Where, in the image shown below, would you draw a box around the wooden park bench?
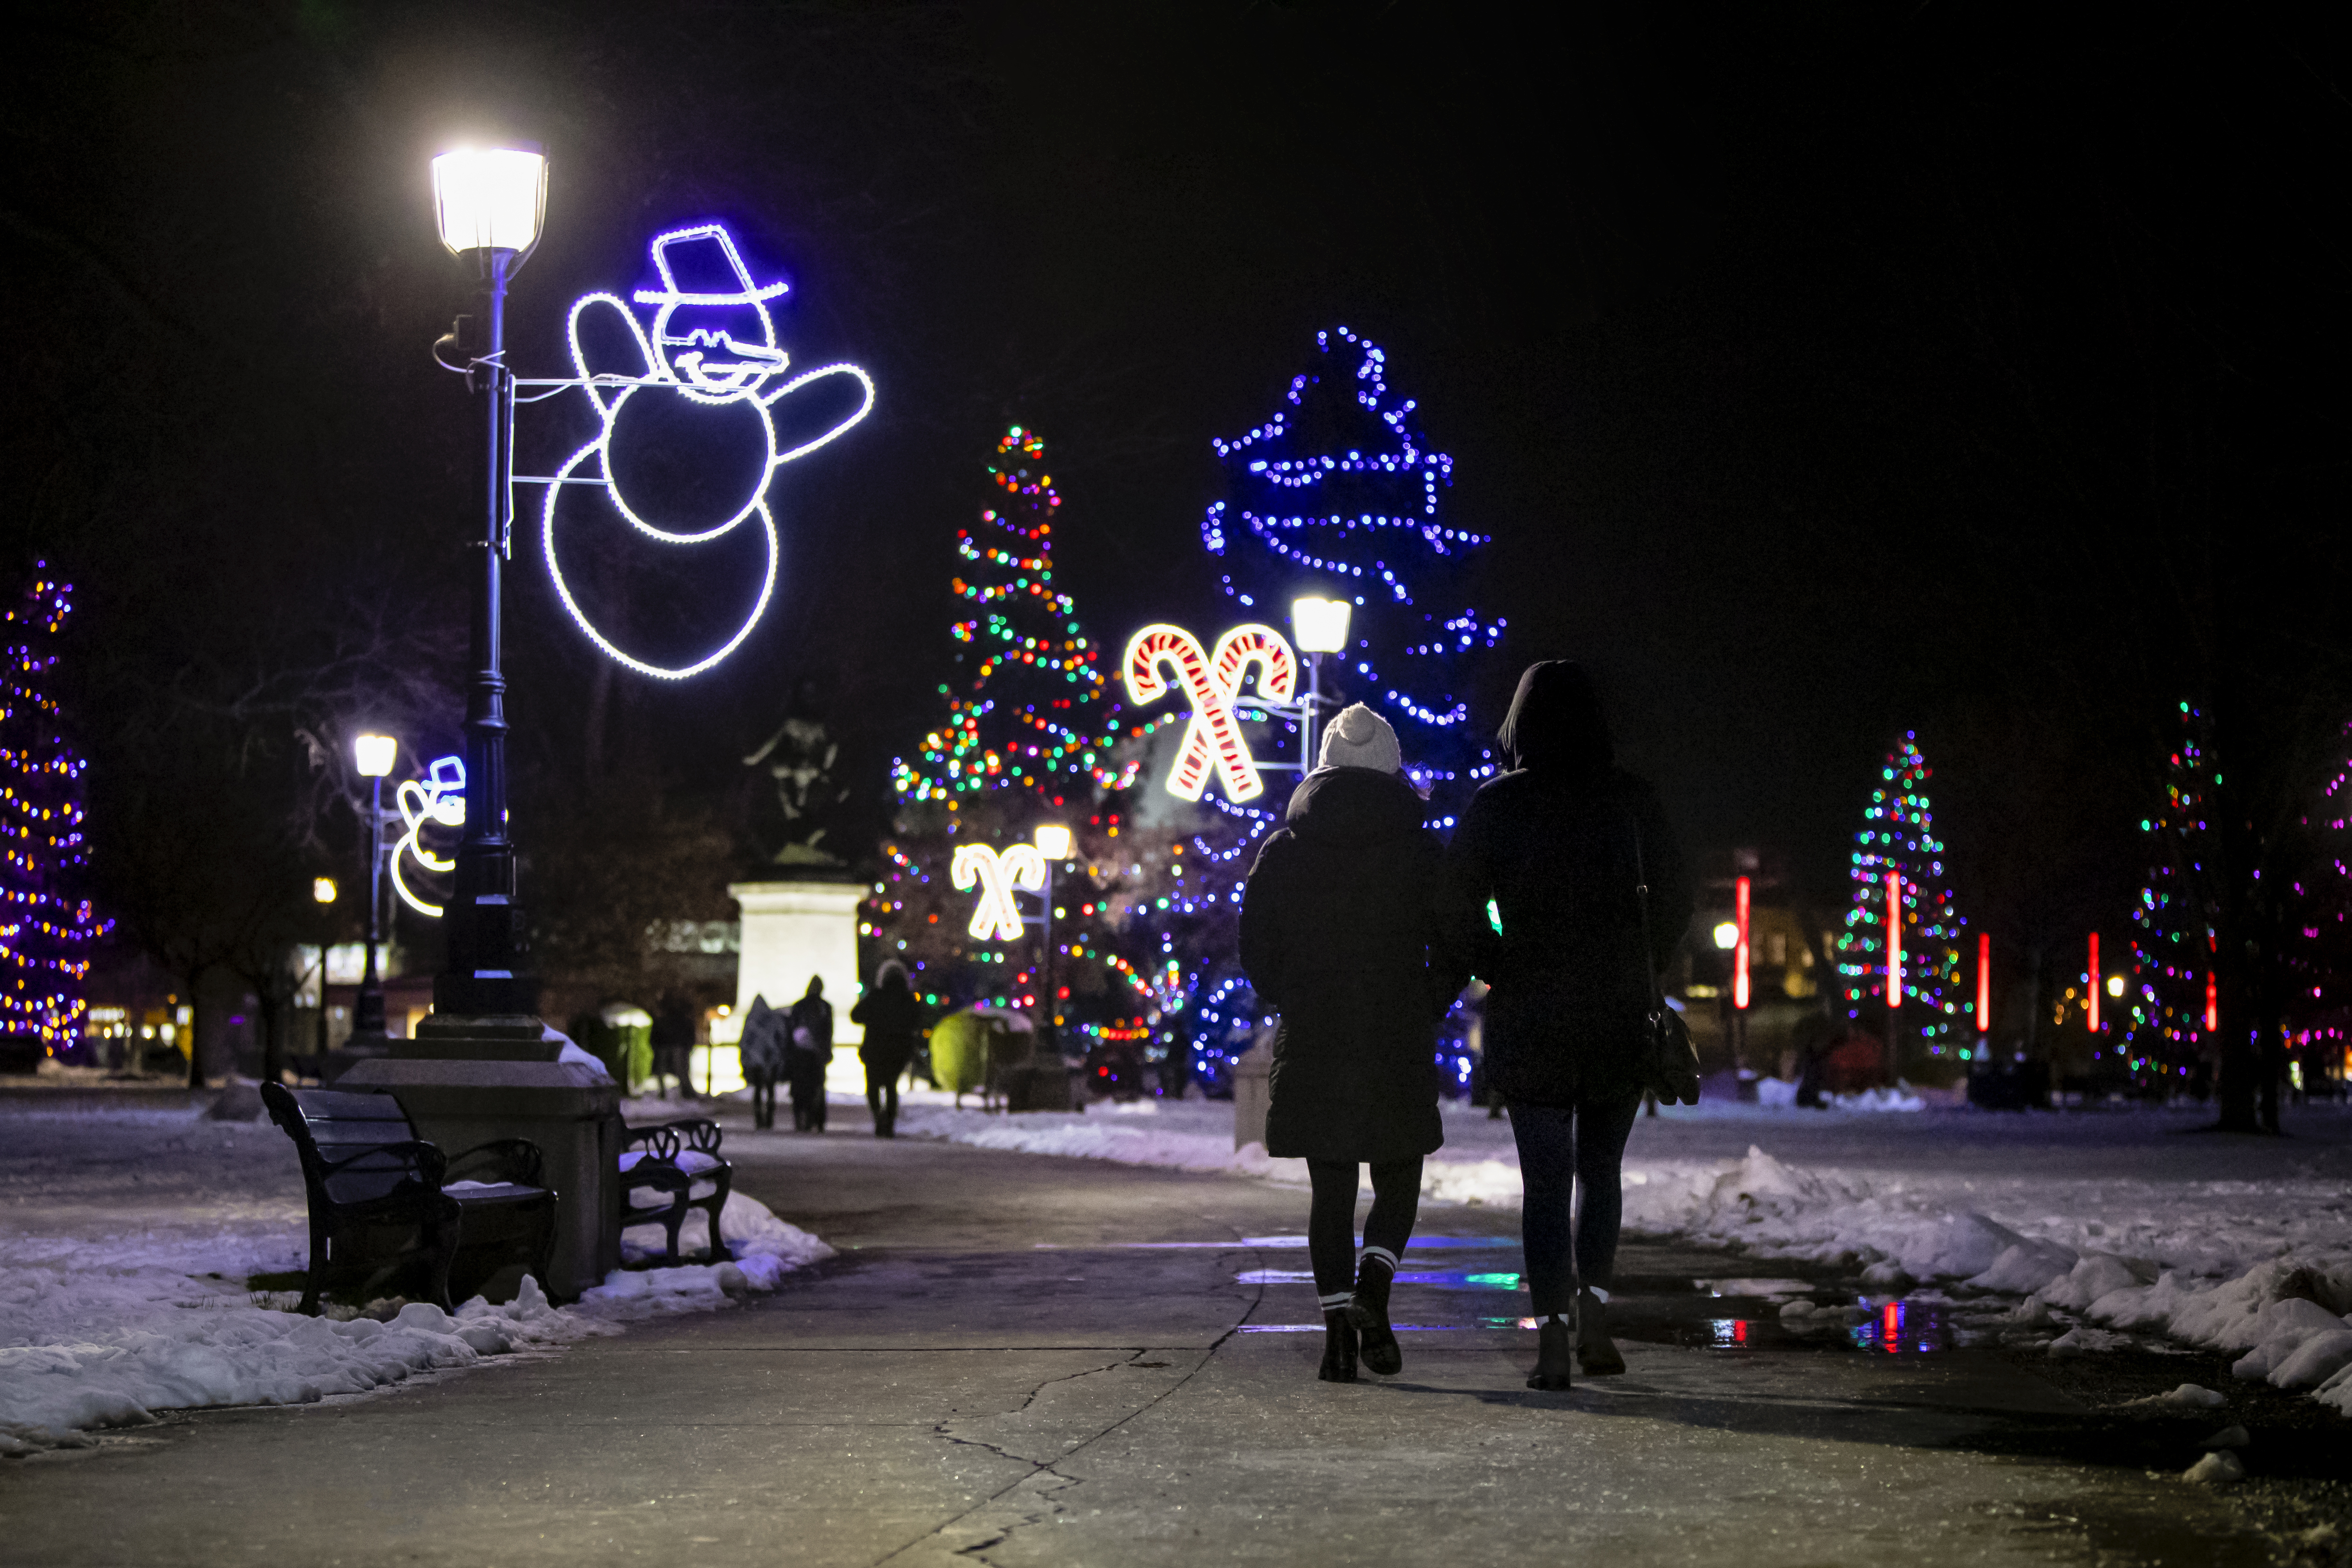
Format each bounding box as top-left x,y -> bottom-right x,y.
616,1115 -> 733,1265
262,1083 -> 558,1314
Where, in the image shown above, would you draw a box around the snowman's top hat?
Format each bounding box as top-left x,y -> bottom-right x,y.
632,224 -> 789,308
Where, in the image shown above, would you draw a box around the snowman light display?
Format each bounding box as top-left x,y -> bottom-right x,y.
536,223 -> 875,679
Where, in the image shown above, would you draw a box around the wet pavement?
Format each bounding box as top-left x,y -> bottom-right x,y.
0,1108 -> 2291,1566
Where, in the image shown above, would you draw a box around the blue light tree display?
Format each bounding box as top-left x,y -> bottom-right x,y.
1835,733 -> 1969,1063
1160,327 -> 1506,1092
0,563 -> 107,1072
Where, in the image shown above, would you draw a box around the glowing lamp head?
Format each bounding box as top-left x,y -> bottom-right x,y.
1033,823 -> 1074,862
312,877 -> 338,905
431,146 -> 548,260
353,733 -> 398,778
1712,921 -> 1740,950
1291,595 -> 1353,653
2104,974 -> 2125,998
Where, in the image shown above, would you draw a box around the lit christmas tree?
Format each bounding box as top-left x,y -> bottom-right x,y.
1834,733 -> 1968,1064
873,427 -> 1158,1059
2279,717 -> 2352,1082
0,562 -> 106,1070
2124,702 -> 2224,1086
1145,327 -> 1505,1089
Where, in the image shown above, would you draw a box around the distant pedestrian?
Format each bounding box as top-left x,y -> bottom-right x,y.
786,976 -> 834,1132
851,961 -> 921,1137
1240,703 -> 1467,1384
738,995 -> 787,1130
1444,661 -> 1691,1390
650,993 -> 698,1100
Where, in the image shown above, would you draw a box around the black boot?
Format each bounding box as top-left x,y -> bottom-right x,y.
1347,1253 -> 1403,1376
1577,1287 -> 1626,1376
1526,1309 -> 1575,1391
1318,1309 -> 1359,1383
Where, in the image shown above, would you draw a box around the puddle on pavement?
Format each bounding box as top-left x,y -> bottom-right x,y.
1231,1243 -> 1989,1353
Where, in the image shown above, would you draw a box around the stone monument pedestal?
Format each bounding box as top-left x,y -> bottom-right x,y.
338,1014 -> 620,1301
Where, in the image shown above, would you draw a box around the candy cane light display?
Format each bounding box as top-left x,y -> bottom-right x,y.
1121,624 -> 1298,802
952,842 -> 1046,943
527,223 -> 875,679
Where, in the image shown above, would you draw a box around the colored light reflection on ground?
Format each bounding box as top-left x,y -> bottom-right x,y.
1236,1268 -> 1524,1289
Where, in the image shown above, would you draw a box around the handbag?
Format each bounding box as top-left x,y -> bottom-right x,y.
1630,813 -> 1702,1106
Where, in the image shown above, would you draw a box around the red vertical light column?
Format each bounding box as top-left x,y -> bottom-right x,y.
1884,870 -> 1903,1006
1975,932 -> 1990,1034
2088,931 -> 2101,1033
1734,875 -> 1751,1010
2205,971 -> 2219,1032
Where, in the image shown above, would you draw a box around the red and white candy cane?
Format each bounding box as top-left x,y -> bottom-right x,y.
1122,624 -> 1298,801
952,842 -> 1046,942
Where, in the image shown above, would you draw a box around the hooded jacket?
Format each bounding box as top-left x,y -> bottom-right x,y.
1239,765 -> 1468,1162
1444,662 -> 1691,1105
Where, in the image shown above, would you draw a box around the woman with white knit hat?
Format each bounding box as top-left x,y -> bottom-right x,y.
1239,702 -> 1469,1382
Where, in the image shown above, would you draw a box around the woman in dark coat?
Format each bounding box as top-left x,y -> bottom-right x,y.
785,976 -> 834,1133
1240,703 -> 1466,1383
850,960 -> 921,1138
1445,662 -> 1690,1389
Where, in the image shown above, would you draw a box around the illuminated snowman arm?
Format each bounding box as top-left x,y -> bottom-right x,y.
761,363 -> 878,465
565,292 -> 659,419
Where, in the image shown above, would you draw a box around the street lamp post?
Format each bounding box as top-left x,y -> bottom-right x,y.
430,147 -> 547,1019
1290,595 -> 1353,770
352,733 -> 398,1044
1031,822 -> 1075,1052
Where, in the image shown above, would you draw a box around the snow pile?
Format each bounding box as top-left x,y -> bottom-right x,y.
895,1100 -> 1297,1179
0,1107 -> 830,1452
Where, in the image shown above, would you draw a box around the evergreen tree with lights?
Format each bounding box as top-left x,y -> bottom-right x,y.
2124,702 -> 2226,1089
1138,327 -> 1505,1091
0,562 -> 106,1072
873,427 -> 1160,1071
1834,733 -> 1968,1068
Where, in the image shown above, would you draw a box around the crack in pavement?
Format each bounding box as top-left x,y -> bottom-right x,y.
868,1236 -> 1272,1567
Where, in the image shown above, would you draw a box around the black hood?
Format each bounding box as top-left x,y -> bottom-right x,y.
1284,766 -> 1426,845
1497,661 -> 1613,777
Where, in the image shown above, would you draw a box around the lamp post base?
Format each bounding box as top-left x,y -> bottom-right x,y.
340,1012 -> 619,1299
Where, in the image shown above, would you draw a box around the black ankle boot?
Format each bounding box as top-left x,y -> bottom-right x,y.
1318,1309 -> 1359,1383
1577,1287 -> 1626,1375
1526,1310 -> 1575,1391
1348,1255 -> 1402,1376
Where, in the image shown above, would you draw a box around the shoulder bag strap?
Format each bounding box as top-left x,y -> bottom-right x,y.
1627,806 -> 1665,1014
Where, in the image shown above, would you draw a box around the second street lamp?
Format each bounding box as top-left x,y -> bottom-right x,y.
351,732 -> 397,1045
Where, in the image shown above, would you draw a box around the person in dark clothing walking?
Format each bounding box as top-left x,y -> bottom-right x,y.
1444,662 -> 1691,1391
1240,703 -> 1467,1384
850,960 -> 921,1137
738,995 -> 787,1130
650,992 -> 698,1100
786,976 -> 834,1132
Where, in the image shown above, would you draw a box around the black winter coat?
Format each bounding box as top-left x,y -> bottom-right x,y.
1444,766 -> 1690,1106
851,983 -> 921,1074
1239,766 -> 1467,1163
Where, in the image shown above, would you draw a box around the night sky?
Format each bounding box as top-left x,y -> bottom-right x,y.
7,4 -> 2348,958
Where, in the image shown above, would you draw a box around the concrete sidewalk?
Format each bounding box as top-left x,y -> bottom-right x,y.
0,1108 -> 2269,1566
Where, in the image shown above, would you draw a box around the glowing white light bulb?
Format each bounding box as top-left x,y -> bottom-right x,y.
431,147 -> 547,256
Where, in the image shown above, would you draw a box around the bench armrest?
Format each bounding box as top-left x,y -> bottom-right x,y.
618,1123 -> 683,1160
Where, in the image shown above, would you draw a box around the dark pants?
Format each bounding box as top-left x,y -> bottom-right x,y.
788,1056 -> 827,1130
865,1064 -> 900,1133
1509,1095 -> 1642,1315
749,1073 -> 777,1130
1304,1157 -> 1423,1297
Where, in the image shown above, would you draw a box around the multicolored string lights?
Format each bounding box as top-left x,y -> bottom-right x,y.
1837,733 -> 1968,1054
0,564 -> 108,1062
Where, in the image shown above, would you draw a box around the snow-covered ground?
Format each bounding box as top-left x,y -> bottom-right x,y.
893,1091 -> 2352,1416
0,1103 -> 830,1456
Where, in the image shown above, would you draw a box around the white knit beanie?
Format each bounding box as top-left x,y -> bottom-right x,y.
1319,703 -> 1403,773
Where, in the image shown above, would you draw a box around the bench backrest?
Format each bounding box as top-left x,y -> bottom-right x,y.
263,1084 -> 434,1207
